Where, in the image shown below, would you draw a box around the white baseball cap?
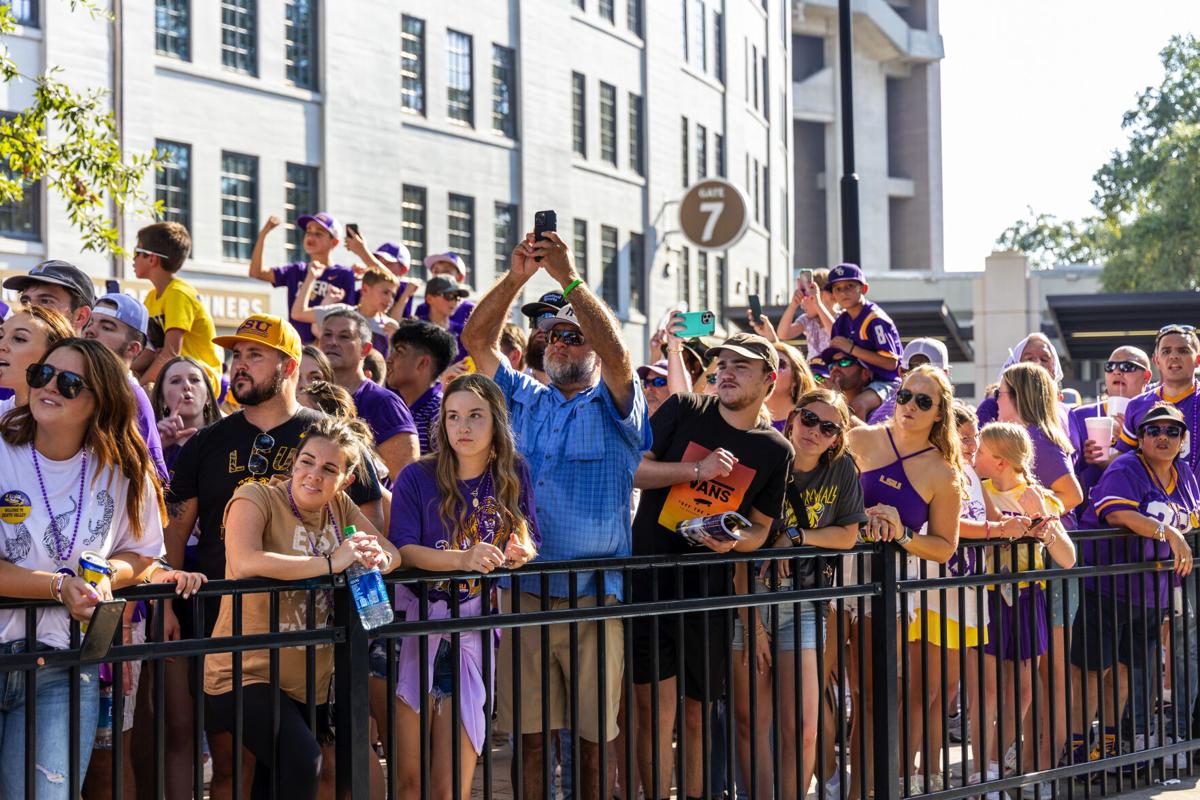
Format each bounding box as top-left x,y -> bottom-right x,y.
902,338 -> 949,370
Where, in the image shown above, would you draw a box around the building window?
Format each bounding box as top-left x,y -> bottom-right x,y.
681,0 -> 688,60
401,15 -> 426,115
284,163 -> 318,263
492,44 -> 516,138
446,30 -> 474,126
447,193 -> 475,279
693,0 -> 706,71
7,0 -> 36,26
599,0 -> 614,23
600,225 -> 619,309
680,116 -> 689,187
494,202 -> 518,276
715,255 -> 726,311
751,45 -> 760,109
574,0 -> 584,8
762,55 -> 769,120
571,72 -> 587,157
698,251 -> 709,311
154,139 -> 190,233
714,11 -> 724,83
401,185 -> 427,267
220,151 -> 257,261
763,164 -> 770,232
629,232 -> 645,314
753,158 -> 761,222
628,92 -> 644,176
714,132 -> 725,177
599,82 -> 617,166
0,165 -> 38,241
679,247 -> 691,307
627,0 -> 642,36
155,0 -> 189,59
573,219 -> 588,282
220,0 -> 257,75
284,0 -> 317,90
696,123 -> 707,179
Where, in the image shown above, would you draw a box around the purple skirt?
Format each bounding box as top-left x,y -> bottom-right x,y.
984,584 -> 1049,661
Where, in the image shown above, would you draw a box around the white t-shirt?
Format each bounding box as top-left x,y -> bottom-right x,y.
0,439 -> 164,649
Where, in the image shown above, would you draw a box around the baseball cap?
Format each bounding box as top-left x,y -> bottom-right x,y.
537,304 -> 582,332
827,263 -> 866,286
818,346 -> 868,369
92,292 -> 149,336
1138,404 -> 1188,433
212,314 -> 303,362
373,242 -> 411,271
423,252 -> 468,280
637,360 -> 669,379
808,355 -> 831,381
425,275 -> 470,299
4,260 -> 96,306
521,291 -> 567,319
902,338 -> 950,370
296,212 -> 342,241
706,332 -> 779,371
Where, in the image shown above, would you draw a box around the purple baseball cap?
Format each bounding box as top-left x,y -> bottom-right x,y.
373,242 -> 411,272
827,262 -> 866,286
93,292 -> 149,336
295,212 -> 342,240
423,252 -> 467,281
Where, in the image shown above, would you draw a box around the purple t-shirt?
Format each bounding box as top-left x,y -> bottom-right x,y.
352,379 -> 417,446
868,395 -> 896,426
129,376 -> 168,482
829,300 -> 902,383
271,263 -> 359,344
1080,451 -> 1200,606
415,300 -> 474,360
1068,401 -> 1109,516
1117,382 -> 1200,473
388,458 -> 542,600
407,384 -> 442,455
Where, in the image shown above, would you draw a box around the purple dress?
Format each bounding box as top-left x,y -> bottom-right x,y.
859,429 -> 934,532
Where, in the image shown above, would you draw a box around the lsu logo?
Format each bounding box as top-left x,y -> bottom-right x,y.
879,475 -> 902,491
236,318 -> 275,339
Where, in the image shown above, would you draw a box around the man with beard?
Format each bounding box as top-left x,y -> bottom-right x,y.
385,320 -> 458,454
519,290 -> 566,384
818,345 -> 874,419
629,332 -> 793,799
463,231 -> 650,800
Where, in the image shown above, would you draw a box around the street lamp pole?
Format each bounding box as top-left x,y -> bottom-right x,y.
838,0 -> 861,266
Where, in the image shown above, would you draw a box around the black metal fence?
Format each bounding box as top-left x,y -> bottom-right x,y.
1,529 -> 1197,799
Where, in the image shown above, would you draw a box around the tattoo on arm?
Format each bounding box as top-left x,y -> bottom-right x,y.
168,501 -> 187,520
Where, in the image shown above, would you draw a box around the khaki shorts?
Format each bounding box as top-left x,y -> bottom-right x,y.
495,591 -> 624,743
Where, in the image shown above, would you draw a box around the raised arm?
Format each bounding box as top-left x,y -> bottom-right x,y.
462,236 -> 540,379
248,216 -> 282,283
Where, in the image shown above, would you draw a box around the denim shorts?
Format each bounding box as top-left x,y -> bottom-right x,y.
431,639 -> 456,701
867,378 -> 901,403
1047,575 -> 1080,628
730,578 -> 823,652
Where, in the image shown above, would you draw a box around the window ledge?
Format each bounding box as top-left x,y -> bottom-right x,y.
6,23 -> 42,41
681,64 -> 725,94
155,58 -> 322,103
570,12 -> 645,48
571,160 -> 646,188
744,107 -> 769,128
0,236 -> 44,256
402,116 -> 518,151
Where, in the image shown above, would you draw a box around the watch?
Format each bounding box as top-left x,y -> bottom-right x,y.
896,526 -> 914,546
1156,522 -> 1167,542
785,526 -> 805,547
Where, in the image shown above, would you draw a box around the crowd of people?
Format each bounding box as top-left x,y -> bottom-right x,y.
0,209 -> 1195,800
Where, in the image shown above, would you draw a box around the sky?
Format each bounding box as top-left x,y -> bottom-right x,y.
939,1 -> 1198,271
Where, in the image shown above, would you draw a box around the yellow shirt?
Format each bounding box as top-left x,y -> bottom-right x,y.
143,278 -> 221,374
982,478 -> 1065,592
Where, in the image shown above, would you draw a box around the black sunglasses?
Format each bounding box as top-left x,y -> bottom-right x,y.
1105,360 -> 1148,374
1141,424 -> 1184,439
439,291 -> 465,301
705,373 -> 718,385
642,376 -> 668,388
795,407 -> 843,438
26,363 -> 90,399
247,432 -> 276,477
549,329 -> 585,347
830,356 -> 858,369
896,388 -> 935,412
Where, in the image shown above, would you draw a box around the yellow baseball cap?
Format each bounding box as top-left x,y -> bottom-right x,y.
213,314 -> 303,362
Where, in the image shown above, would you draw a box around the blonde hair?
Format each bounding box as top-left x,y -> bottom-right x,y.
362,267 -> 400,288
899,365 -> 964,494
789,388 -> 853,463
1002,362 -> 1073,455
772,341 -> 816,407
979,422 -> 1038,488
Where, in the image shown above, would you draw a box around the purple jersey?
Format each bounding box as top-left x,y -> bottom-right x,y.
868,395 -> 896,426
1117,382 -> 1200,473
407,383 -> 443,455
352,379 -> 418,446
1080,451 -> 1200,607
830,301 -> 901,383
415,300 -> 474,361
272,263 -> 359,344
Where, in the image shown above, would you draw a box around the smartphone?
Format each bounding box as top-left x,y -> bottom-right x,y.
80,598 -> 127,663
344,223 -> 360,239
797,269 -> 814,295
533,210 -> 557,262
674,310 -> 716,338
748,294 -> 763,322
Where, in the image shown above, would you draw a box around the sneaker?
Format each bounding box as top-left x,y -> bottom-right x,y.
1020,780 -> 1053,799
900,775 -> 923,795
948,710 -> 967,743
926,773 -> 944,792
1003,744 -> 1018,773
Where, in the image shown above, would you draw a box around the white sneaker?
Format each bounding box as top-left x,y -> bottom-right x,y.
1003,744 -> 1018,773
981,764 -> 1002,800
825,771 -> 843,798
1020,780 -> 1052,799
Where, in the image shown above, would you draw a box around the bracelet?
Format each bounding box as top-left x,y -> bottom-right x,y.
667,345 -> 683,354
51,573 -> 66,603
562,278 -> 584,298
848,343 -> 856,355
896,525 -> 914,546
48,573 -> 57,600
694,462 -> 701,481
324,554 -> 334,576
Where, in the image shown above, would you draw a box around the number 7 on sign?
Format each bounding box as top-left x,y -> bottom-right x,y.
699,201 -> 724,243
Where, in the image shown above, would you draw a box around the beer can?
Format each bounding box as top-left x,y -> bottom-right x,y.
676,512 -> 751,546
79,551 -> 112,633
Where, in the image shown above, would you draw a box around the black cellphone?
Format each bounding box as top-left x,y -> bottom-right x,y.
748,293 -> 763,322
533,210 -> 557,262
344,223 -> 360,239
80,598 -> 127,663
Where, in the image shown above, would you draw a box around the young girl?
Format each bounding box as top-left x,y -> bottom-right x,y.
389,373 -> 539,800
975,422 -> 1076,790
0,338 -> 166,798
206,415 -> 400,800
151,355 -> 223,465
0,304 -> 75,411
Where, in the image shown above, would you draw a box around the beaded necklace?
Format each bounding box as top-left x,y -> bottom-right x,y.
30,445 -> 88,569
286,481 -> 340,555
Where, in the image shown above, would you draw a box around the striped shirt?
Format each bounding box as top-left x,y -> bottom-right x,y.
408,384 -> 443,455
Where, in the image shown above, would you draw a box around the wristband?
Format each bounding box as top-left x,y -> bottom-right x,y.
562,278 -> 584,298
896,525 -> 914,546
52,573 -> 66,603
694,462 -> 701,480
324,554 -> 334,576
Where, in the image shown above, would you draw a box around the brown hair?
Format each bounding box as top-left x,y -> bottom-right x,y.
301,345 -> 334,382
1,338 -> 163,539
1001,362 -> 1073,454
811,268 -> 830,291
299,380 -> 356,418
364,349 -> 386,384
297,413 -> 375,487
789,387 -> 853,464
500,323 -> 527,370
137,221 -> 191,272
11,304 -> 75,348
362,267 -> 399,288
150,356 -> 222,425
900,365 -> 964,493
772,341 -> 816,407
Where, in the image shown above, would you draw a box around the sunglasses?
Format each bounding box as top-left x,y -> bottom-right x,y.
895,388 -> 935,412
1141,424 -> 1184,439
528,311 -> 557,326
830,356 -> 858,369
795,407 -> 843,438
642,376 -> 668,388
26,363 -> 91,399
134,246 -> 170,260
1160,324 -> 1196,334
438,292 -> 464,301
705,373 -> 719,385
248,432 -> 276,477
1105,360 -> 1148,374
549,329 -> 586,347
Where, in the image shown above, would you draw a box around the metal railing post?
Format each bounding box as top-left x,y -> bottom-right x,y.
872,543 -> 899,800
333,577 -> 370,799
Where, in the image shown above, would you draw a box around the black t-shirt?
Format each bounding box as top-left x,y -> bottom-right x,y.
166,407 -> 383,578
633,393 -> 793,557
780,452 -> 869,534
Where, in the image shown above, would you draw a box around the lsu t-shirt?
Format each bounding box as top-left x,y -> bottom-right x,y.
143,278 -> 222,375
272,263 -> 359,344
829,300 -> 902,383
1117,382 -> 1200,473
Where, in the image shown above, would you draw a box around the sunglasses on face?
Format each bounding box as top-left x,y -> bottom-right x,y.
438,292 -> 464,301
26,363 -> 91,400
705,373 -> 719,385
795,407 -> 843,438
1141,424 -> 1184,439
1105,360 -> 1147,374
549,329 -> 586,347
830,357 -> 858,369
248,432 -> 276,477
896,388 -> 935,412
642,376 -> 668,388
134,246 -> 169,260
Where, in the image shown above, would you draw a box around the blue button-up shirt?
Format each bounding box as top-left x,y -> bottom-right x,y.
493,360 -> 651,599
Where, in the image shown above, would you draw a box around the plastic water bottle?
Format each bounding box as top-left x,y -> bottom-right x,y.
342,525 -> 394,630
95,684 -> 113,749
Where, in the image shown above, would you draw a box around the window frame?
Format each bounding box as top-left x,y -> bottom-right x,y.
401,15 -> 427,116
446,29 -> 475,127
284,0 -> 318,90
220,151 -> 258,262
220,0 -> 258,76
154,139 -> 191,235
